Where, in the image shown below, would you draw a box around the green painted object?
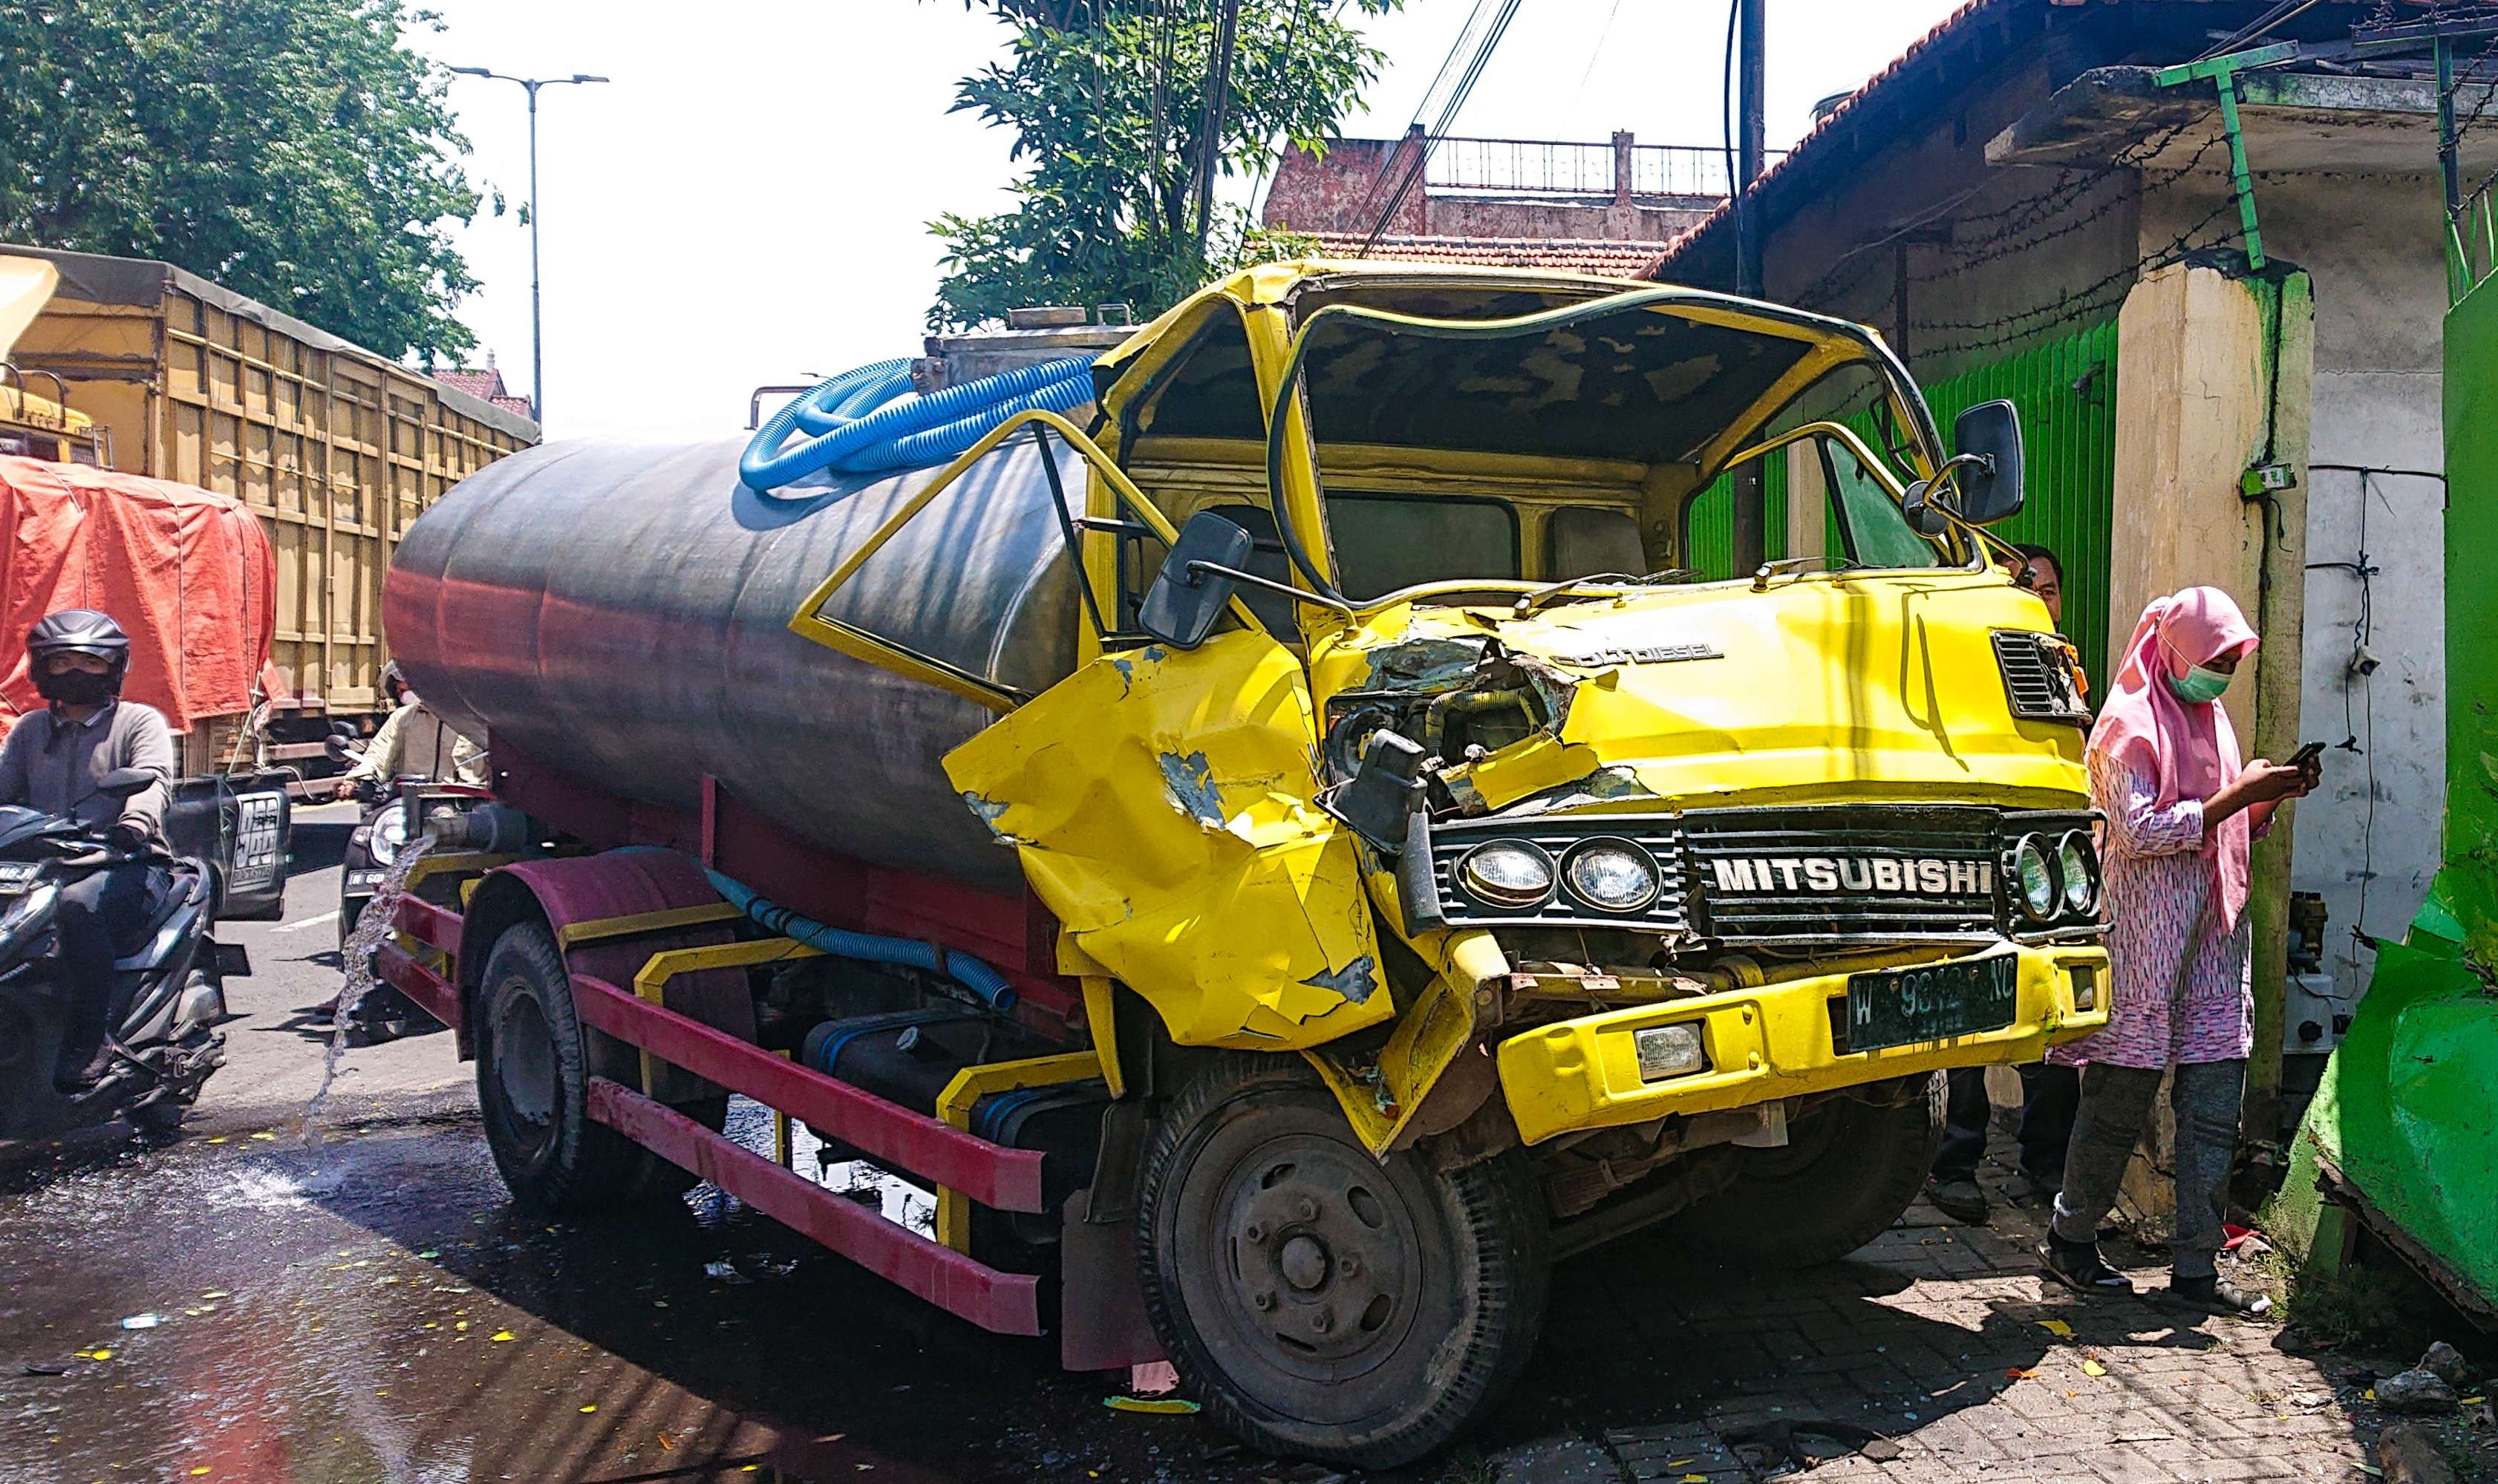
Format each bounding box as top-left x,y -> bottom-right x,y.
2279,252 -> 2498,1324
2292,936 -> 2498,1320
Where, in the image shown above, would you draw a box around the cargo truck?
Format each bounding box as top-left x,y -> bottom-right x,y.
375,263 -> 2110,1467
0,244 -> 538,784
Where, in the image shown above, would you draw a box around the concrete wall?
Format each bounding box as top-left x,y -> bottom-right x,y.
2106,261 -> 2274,751
2262,174 -> 2449,996
1420,195 -> 1712,243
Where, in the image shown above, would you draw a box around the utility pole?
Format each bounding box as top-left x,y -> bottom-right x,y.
449,68 -> 609,428
1731,0 -> 1770,574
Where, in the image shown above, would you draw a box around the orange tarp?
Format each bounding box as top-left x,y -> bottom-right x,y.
0,456 -> 275,737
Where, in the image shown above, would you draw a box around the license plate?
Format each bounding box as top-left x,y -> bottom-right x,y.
346,869 -> 387,890
1845,954 -> 2018,1053
0,861 -> 36,894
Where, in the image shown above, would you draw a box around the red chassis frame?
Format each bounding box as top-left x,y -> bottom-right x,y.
378,742 -> 1155,1368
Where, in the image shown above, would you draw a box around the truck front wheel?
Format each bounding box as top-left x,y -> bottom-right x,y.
1135,1055 -> 1549,1470
1677,1072 -> 1946,1267
475,923 -> 719,1211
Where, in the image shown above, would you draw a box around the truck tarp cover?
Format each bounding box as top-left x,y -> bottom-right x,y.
0,455 -> 275,737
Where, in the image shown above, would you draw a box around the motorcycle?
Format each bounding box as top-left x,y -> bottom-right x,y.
327,739 -> 502,1045
325,736 -> 428,1044
0,768 -> 246,1139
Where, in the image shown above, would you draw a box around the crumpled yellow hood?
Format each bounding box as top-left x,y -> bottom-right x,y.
1311,569 -> 2085,814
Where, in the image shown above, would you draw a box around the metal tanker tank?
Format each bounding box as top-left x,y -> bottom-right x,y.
382,436 -> 1083,890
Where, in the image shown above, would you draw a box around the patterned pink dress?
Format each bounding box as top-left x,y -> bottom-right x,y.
2048,751 -> 2260,1070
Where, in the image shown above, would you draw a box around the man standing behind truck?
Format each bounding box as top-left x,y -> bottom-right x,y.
1928,543 -> 2086,1223
333,678 -> 486,797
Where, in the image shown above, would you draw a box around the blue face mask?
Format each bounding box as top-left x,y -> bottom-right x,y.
2168,664 -> 2232,705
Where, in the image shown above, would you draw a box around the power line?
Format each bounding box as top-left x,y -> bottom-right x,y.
1355,0 -> 1526,253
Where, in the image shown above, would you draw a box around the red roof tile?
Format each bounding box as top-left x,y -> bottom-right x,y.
1311,232 -> 1668,278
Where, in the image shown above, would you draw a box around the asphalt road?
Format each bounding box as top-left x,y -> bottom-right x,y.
0,807 -> 1259,1484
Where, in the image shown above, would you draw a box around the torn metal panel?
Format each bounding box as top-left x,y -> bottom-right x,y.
945,628 -> 1392,1051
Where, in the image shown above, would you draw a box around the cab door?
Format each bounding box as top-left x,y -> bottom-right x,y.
789,411 -> 1389,1052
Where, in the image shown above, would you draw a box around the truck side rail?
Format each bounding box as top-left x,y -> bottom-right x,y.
382,889 -> 1064,1339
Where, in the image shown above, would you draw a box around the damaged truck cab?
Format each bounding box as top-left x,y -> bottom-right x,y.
812,264 -> 2109,1460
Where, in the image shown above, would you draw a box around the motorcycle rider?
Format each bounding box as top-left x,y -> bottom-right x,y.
333,675 -> 486,799
0,610 -> 175,1092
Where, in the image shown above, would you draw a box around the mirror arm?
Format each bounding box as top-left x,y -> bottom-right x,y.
1185,560 -> 1357,615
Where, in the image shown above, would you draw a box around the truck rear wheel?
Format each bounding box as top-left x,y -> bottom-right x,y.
1135,1054 -> 1549,1470
475,923 -> 718,1211
1677,1072 -> 1946,1268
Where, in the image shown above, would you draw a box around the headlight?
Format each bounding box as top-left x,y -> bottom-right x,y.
1561,839 -> 1660,912
1633,1022 -> 1706,1082
1456,841 -> 1554,908
2056,831 -> 2097,915
2011,834 -> 2058,921
368,808 -> 410,866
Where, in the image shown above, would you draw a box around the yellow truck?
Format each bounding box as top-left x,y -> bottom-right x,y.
382,263 -> 2108,1468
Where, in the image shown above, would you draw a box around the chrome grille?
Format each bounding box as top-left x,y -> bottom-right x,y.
1682,805 -> 2000,944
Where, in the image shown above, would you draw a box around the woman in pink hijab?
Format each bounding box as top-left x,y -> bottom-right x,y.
2038,586 -> 2317,1313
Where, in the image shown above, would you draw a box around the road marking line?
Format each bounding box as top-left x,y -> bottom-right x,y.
275,911 -> 339,934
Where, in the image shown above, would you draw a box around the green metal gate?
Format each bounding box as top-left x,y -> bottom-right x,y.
1680,318 -> 2119,684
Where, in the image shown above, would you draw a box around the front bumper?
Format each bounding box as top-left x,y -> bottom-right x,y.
1494,942 -> 2109,1145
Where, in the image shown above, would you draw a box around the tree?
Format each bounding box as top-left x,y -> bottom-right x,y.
928,0 -> 1397,331
0,0 -> 483,362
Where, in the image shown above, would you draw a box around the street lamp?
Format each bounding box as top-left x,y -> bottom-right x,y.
447,68 -> 609,426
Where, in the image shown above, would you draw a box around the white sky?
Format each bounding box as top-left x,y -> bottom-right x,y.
405,1 -> 1965,440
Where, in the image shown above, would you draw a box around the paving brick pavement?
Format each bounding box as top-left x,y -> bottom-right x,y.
1478,1139 -> 2383,1484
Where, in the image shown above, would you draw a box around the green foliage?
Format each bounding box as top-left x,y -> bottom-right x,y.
928,0 -> 1397,331
0,0 -> 482,362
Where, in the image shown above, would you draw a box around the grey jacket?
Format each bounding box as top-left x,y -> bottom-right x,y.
0,699 -> 175,840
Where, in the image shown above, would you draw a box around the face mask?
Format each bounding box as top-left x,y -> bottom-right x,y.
2168,664 -> 2231,705
38,667 -> 111,706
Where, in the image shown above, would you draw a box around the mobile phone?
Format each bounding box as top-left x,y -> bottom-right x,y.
2287,740 -> 2326,768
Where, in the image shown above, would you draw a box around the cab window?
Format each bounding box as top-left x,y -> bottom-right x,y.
1326,493 -> 1519,602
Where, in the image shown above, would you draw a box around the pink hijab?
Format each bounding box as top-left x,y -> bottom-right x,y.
2087,587 -> 2260,931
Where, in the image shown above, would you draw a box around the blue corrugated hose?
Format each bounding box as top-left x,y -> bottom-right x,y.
699,866 -> 1018,1011
739,354 -> 1097,494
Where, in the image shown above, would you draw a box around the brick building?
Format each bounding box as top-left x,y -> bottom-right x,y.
1260,125 -> 1735,277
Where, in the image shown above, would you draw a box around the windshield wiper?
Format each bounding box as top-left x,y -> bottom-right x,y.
1510,569 -> 1698,618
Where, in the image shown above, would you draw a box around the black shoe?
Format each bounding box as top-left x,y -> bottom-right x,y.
1927,1176 -> 1988,1224
2038,1232 -> 2134,1295
2164,1274 -> 2272,1318
51,1043 -> 119,1096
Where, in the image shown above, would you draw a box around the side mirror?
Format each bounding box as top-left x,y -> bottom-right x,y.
96,767 -> 157,800
324,735 -> 356,763
1138,511 -> 1253,650
1949,399 -> 2025,525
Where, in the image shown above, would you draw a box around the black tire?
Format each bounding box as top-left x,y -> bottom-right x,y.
1677,1072 -> 1946,1268
473,923 -> 717,1212
1135,1054 -> 1549,1470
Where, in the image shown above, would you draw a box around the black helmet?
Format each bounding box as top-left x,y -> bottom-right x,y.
27,609 -> 131,701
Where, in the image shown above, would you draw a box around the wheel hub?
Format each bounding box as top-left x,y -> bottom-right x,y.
1220,1143 -> 1415,1370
